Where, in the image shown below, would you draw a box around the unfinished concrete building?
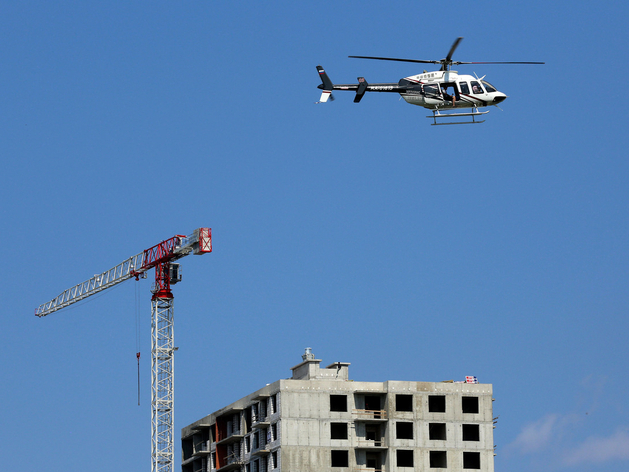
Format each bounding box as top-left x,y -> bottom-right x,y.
182,349 -> 495,472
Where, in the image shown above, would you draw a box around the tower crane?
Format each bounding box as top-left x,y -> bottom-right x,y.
35,227 -> 212,472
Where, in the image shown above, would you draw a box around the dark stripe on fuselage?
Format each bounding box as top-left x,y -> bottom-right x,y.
332,83 -> 403,92
459,94 -> 487,106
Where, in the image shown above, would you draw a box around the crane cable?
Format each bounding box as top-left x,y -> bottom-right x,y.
135,280 -> 141,406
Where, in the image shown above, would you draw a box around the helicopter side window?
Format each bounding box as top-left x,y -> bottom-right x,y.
459,82 -> 470,94
481,80 -> 497,93
470,81 -> 484,94
422,84 -> 440,97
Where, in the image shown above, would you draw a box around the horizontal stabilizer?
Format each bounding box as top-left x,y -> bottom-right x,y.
354,77 -> 368,103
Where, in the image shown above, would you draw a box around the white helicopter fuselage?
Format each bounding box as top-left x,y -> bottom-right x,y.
316,37 -> 542,124
399,70 -> 507,110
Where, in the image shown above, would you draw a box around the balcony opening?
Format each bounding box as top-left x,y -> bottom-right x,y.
363,395 -> 384,419
429,395 -> 446,413
366,452 -> 381,469
365,424 -> 382,445
396,422 -> 414,440
182,437 -> 193,461
462,396 -> 479,414
462,424 -> 480,441
243,407 -> 252,433
396,394 -> 413,412
365,395 -> 381,411
270,393 -> 278,415
429,423 -> 447,440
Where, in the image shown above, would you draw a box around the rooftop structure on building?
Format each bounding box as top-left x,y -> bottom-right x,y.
182,349 -> 495,472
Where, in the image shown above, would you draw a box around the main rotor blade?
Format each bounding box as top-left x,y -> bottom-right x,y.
349,55 -> 439,65
464,61 -> 546,65
445,37 -> 463,62
348,55 -> 545,66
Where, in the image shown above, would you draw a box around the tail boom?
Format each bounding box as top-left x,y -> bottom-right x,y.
316,65 -> 401,103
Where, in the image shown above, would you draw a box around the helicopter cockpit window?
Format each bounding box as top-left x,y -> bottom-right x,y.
481,80 -> 497,93
470,81 -> 484,94
459,82 -> 470,94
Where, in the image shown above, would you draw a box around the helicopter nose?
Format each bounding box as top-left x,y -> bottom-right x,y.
493,93 -> 507,104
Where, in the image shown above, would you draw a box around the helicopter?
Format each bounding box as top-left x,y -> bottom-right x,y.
316,37 -> 544,125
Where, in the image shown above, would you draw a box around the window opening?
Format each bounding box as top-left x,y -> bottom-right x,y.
330,395 -> 348,412
459,81 -> 470,94
331,450 -> 349,467
462,396 -> 479,414
463,451 -> 481,469
396,422 -> 414,440
462,424 -> 480,441
428,395 -> 446,413
331,422 -> 348,440
429,423 -> 447,440
397,450 -> 414,467
396,394 -> 413,412
430,451 -> 447,468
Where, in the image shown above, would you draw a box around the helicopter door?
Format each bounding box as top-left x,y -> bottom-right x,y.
440,82 -> 459,104
421,83 -> 443,106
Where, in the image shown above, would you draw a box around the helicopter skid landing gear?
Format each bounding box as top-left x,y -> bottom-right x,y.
427,107 -> 490,126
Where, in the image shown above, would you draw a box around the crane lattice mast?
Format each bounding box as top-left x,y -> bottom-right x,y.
35,228 -> 212,472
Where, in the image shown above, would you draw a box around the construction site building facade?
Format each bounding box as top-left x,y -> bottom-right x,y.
182,350 -> 495,472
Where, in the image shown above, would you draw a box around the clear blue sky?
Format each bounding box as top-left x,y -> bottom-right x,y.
2,2 -> 628,471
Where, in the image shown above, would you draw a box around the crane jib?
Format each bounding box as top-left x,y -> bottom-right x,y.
34,228 -> 212,317
34,252 -> 145,317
